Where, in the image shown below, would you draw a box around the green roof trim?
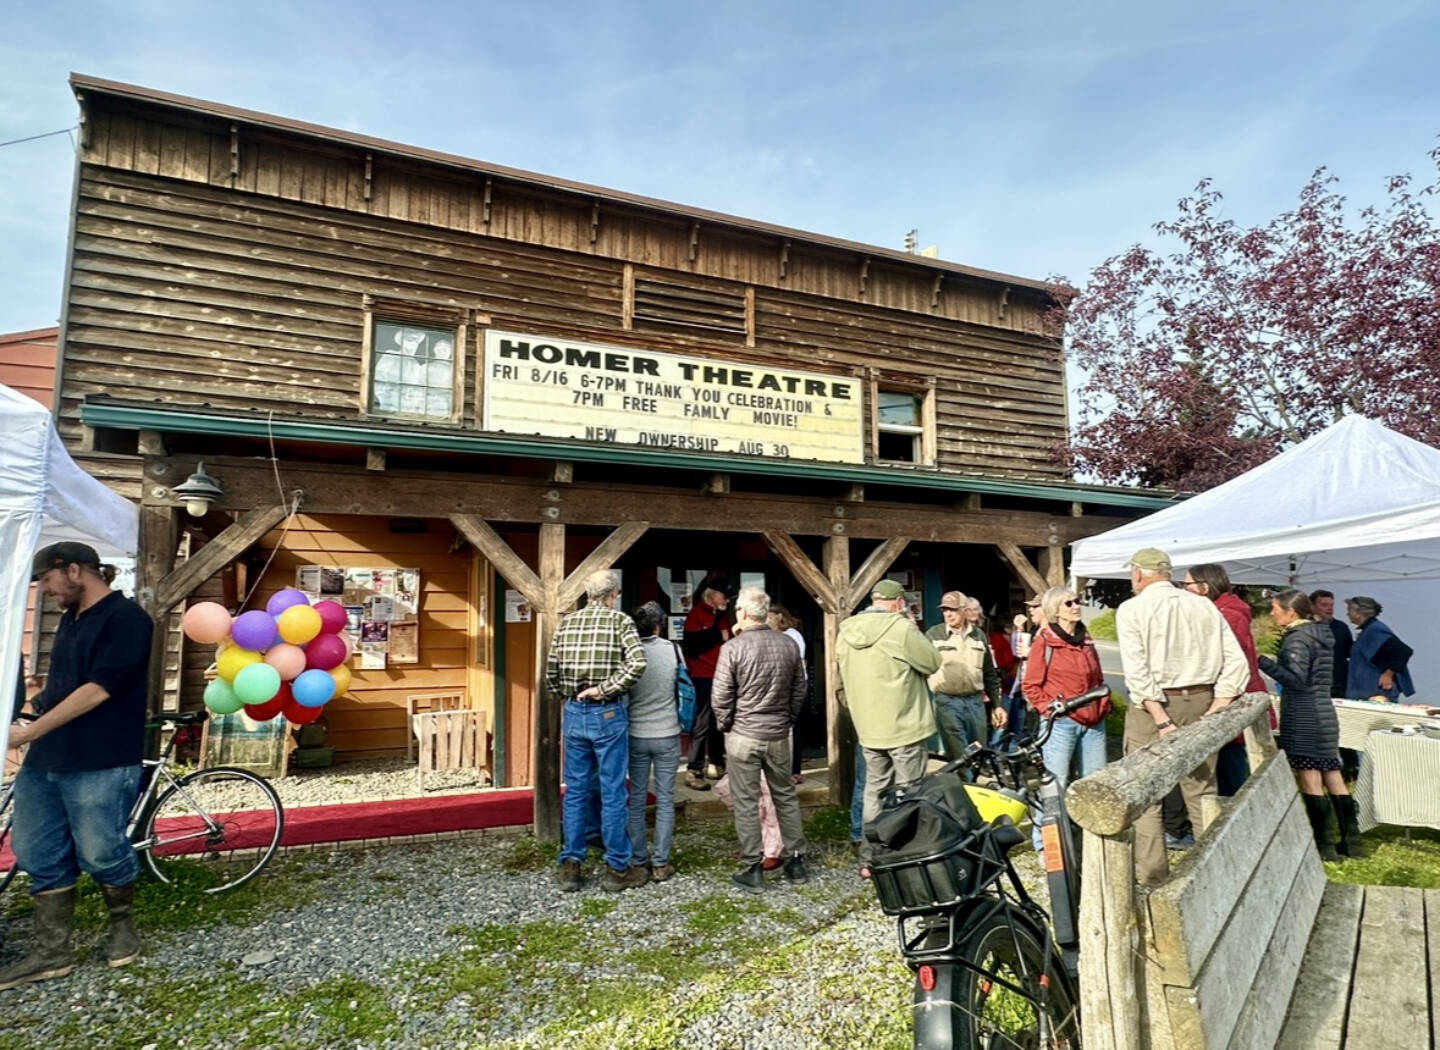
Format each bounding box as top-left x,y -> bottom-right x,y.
81,401 -> 1178,510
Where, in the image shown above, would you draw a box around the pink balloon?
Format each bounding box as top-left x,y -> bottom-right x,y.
263,643 -> 308,681
314,600 -> 348,635
182,602 -> 232,645
339,633 -> 355,661
305,633 -> 348,671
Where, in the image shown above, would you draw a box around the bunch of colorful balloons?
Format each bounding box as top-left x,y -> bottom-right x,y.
181,589 -> 353,726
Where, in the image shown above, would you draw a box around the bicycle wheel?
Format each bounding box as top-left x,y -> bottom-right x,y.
141,767 -> 284,893
0,785 -> 16,893
942,912 -> 1080,1049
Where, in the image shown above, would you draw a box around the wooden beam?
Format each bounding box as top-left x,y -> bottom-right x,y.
621,263 -> 635,329
823,536 -> 854,806
156,504 -> 290,612
959,492 -> 982,511
144,455 -> 1113,546
137,429 -> 167,456
702,473 -> 730,495
555,522 -> 649,611
858,257 -> 871,297
1071,501 -> 1085,517
366,447 -> 387,472
550,461 -> 574,484
744,286 -> 756,348
761,530 -> 838,612
778,240 -> 790,280
532,522 -> 565,843
996,541 -> 1049,597
1078,829 -> 1144,1050
843,538 -> 911,611
136,504 -> 179,719
449,514 -> 545,609
1040,544 -> 1066,588
842,483 -> 865,503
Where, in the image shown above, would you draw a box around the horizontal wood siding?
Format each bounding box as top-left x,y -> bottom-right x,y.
61,159 -> 1066,479
240,514 -> 472,760
82,102 -> 1053,335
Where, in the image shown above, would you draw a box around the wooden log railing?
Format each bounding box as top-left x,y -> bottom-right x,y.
1068,691 -> 1282,1050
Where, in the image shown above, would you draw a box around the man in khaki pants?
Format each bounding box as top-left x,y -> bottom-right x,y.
1115,548 -> 1249,885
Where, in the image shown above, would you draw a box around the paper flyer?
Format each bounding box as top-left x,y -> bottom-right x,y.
505,589 -> 532,623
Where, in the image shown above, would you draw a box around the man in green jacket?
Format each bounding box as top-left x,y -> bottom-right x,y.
837,579 -> 942,871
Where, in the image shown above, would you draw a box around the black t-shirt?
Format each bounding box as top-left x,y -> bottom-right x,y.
25,591 -> 154,773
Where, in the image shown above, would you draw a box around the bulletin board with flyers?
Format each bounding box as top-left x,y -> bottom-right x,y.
296,565 -> 422,670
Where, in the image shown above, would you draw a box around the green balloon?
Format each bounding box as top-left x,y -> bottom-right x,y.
232,662 -> 282,705
204,677 -> 244,715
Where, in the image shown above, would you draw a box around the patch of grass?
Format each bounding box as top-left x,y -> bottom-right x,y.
578,896 -> 618,919
1088,608 -> 1117,640
803,805 -> 852,846
517,917 -> 592,961
668,819 -> 740,874
1326,825 -> 1440,888
500,834 -> 559,873
623,943 -> 709,981
306,974 -> 402,1045
685,892 -> 769,935
450,921 -> 523,953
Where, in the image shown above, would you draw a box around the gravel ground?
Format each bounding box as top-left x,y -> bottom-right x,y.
0,809 -> 1044,1050
268,757 -> 494,806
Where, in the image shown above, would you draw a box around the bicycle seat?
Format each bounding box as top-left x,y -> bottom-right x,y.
150,711 -> 210,726
990,816 -> 1025,852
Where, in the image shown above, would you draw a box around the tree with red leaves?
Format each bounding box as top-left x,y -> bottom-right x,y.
1053,146 -> 1440,492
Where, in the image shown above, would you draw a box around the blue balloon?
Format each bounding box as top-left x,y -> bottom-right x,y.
291,668 -> 337,708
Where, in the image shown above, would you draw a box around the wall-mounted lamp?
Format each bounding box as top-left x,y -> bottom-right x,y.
172,462 -> 224,517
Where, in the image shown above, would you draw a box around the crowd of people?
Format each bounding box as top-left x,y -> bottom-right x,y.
3,541 -> 1419,988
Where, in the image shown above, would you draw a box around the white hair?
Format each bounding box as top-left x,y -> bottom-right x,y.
585,569 -> 621,603
1041,585 -> 1077,623
734,586 -> 770,623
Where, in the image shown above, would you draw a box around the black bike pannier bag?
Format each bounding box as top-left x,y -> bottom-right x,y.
866,772 -> 988,914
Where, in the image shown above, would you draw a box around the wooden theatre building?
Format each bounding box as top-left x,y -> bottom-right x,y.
53,75 -> 1170,836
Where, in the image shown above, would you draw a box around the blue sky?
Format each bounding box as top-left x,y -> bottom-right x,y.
1,0 -> 1436,335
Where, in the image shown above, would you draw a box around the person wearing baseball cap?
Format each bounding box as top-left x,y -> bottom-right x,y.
1,542 -> 154,989
835,578 -> 941,876
1114,546 -> 1249,885
924,591 -> 1007,763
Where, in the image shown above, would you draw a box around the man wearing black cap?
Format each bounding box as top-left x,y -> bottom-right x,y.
0,542 -> 153,990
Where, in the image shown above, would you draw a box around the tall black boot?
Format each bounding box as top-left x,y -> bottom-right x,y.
1331,795 -> 1369,858
1302,794 -> 1340,862
0,885 -> 76,991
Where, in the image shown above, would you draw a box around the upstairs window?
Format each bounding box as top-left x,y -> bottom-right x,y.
362,309 -> 466,423
871,382 -> 936,465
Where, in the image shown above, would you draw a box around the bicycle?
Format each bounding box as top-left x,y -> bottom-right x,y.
1,710 -> 285,894
865,685 -> 1109,1049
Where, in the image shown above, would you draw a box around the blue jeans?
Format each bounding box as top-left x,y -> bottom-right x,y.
934,693 -> 987,764
12,764 -> 142,892
627,734 -> 681,867
1033,718 -> 1107,850
560,699 -> 632,870
850,740 -> 867,842
991,692 -> 1030,749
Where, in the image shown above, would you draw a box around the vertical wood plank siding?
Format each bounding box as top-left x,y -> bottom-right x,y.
63,127 -> 1066,477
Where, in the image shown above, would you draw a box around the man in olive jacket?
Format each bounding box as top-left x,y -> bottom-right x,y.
837,579 -> 942,868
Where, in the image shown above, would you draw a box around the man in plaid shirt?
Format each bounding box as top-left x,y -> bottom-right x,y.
547,569 -> 648,892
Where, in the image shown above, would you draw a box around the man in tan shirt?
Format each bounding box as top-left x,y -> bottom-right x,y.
1115,547 -> 1249,884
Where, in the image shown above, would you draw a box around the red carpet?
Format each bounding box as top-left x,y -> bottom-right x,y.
0,788 -> 535,868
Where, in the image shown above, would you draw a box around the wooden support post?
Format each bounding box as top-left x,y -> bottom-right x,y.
550,461 -> 574,484
843,483 -> 865,503
702,473 -> 730,495
136,504 -> 179,718
1040,544 -> 1066,588
761,530 -> 839,610
554,522 -> 648,611
823,536 -> 853,806
532,522 -> 565,844
996,541 -> 1049,597
156,504 -> 291,612
449,515 -> 544,608
137,429 -> 167,456
843,538 -> 910,612
1078,829 -> 1144,1050
366,448 -> 387,472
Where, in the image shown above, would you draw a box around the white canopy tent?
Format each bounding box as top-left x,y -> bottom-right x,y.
1071,414 -> 1440,695
1,382 -> 138,755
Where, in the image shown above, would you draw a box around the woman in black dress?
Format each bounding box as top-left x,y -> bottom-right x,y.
1258,589 -> 1365,860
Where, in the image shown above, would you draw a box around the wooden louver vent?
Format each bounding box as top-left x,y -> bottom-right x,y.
633,278 -> 748,336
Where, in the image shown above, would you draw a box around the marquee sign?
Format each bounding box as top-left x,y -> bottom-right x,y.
481,330 -> 865,464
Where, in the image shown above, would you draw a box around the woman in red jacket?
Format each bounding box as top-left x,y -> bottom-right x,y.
1023,586 -> 1111,800
1182,563 -> 1267,796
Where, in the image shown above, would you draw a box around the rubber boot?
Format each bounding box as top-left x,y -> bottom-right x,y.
100,883 -> 141,967
1331,795 -> 1369,859
1301,794 -> 1340,862
0,886 -> 76,991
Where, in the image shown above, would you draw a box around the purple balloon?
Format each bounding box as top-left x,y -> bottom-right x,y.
266,589 -> 311,618
231,610 -> 278,651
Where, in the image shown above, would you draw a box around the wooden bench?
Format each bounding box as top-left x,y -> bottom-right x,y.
1069,693 -> 1437,1048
